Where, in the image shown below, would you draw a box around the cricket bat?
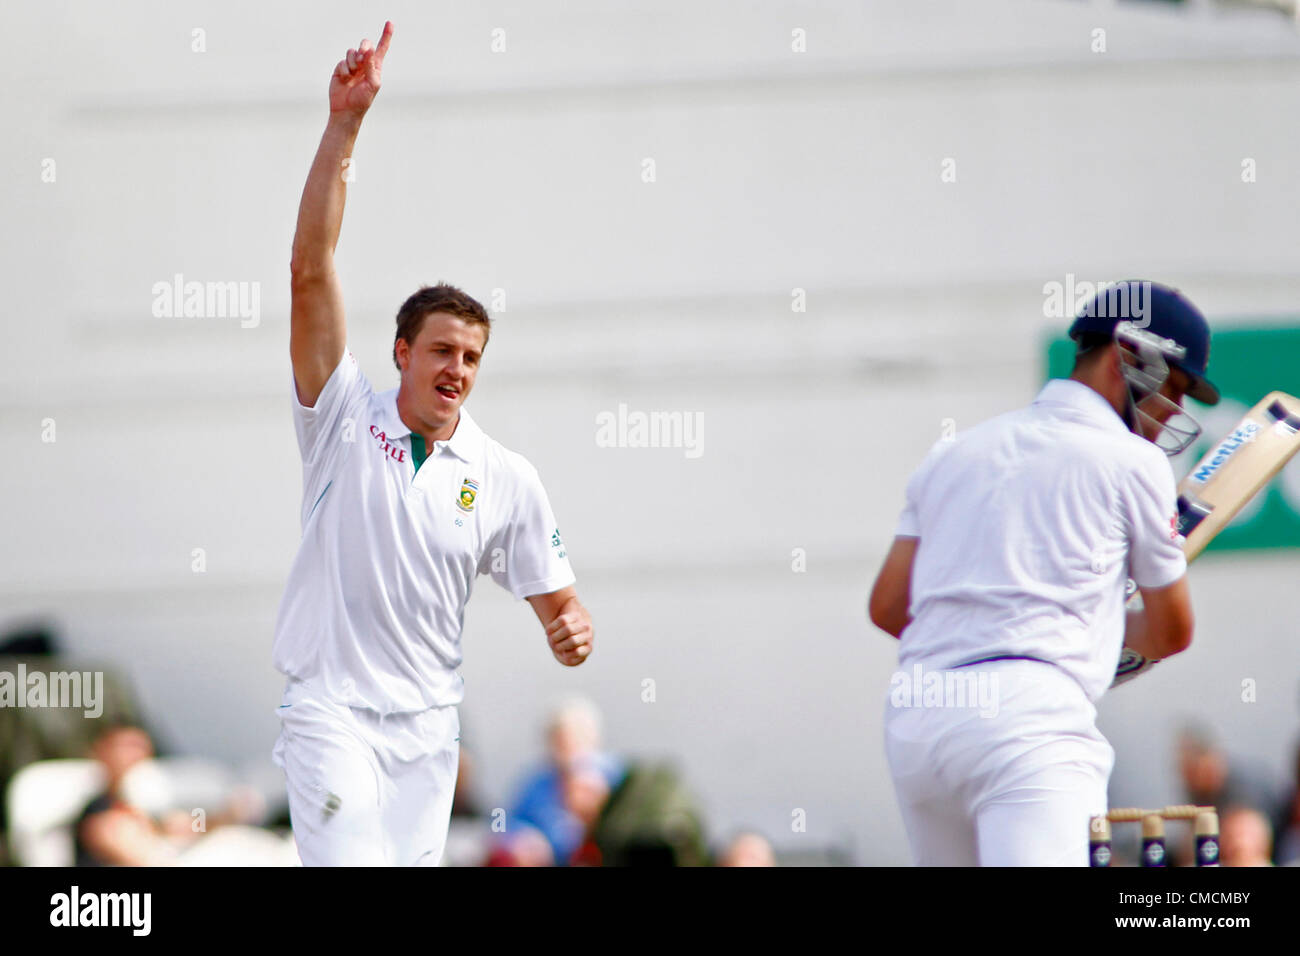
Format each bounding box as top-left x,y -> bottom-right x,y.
1113,391 -> 1300,686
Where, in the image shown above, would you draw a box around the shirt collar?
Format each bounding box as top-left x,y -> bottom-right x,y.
377,389 -> 485,464
1033,378 -> 1130,436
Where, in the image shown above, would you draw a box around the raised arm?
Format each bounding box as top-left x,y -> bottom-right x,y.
289,21 -> 394,407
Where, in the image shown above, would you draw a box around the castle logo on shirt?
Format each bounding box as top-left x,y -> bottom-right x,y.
457,478 -> 480,513
369,425 -> 407,463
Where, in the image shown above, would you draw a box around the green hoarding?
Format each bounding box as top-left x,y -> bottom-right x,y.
1045,325 -> 1300,555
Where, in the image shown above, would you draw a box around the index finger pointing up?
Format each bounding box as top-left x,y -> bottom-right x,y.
374,20 -> 394,62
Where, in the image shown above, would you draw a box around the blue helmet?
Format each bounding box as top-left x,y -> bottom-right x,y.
1068,280 -> 1219,406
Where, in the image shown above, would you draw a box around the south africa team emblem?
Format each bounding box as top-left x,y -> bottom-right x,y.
457,478 -> 480,513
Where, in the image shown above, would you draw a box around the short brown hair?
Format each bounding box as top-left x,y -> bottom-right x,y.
393,283 -> 491,370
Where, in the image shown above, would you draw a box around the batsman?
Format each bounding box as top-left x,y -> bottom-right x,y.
869,280 -> 1213,866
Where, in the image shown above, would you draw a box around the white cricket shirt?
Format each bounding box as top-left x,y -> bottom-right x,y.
893,378 -> 1187,702
273,349 -> 575,714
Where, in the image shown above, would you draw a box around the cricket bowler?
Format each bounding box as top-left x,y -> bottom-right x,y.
272,21 -> 593,866
868,280 -> 1211,866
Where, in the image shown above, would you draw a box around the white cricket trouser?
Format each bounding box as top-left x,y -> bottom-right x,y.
883,658 -> 1113,866
272,676 -> 460,867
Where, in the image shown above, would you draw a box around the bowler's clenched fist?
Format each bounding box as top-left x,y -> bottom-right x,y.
547,607 -> 594,667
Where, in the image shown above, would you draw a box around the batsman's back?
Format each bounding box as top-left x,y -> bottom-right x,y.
896,382 -> 1184,702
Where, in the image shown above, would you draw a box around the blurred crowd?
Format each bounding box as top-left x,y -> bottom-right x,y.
6,621 -> 1296,867
0,622 -> 778,867
449,696 -> 773,867
1171,723 -> 1300,867
1098,721 -> 1300,868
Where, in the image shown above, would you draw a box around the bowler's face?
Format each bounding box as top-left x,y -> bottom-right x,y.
397,313 -> 487,433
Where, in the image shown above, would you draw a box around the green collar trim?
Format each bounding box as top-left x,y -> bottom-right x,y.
410,434 -> 429,474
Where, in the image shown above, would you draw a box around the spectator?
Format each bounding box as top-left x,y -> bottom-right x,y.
485,824 -> 554,867
579,761 -> 710,866
491,756 -> 611,867
719,831 -> 776,867
562,757 -> 614,866
1177,724 -> 1276,816
75,724 -> 263,866
1219,806 -> 1273,867
0,621 -> 145,865
507,698 -> 624,865
75,723 -> 178,866
1273,738 -> 1300,866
